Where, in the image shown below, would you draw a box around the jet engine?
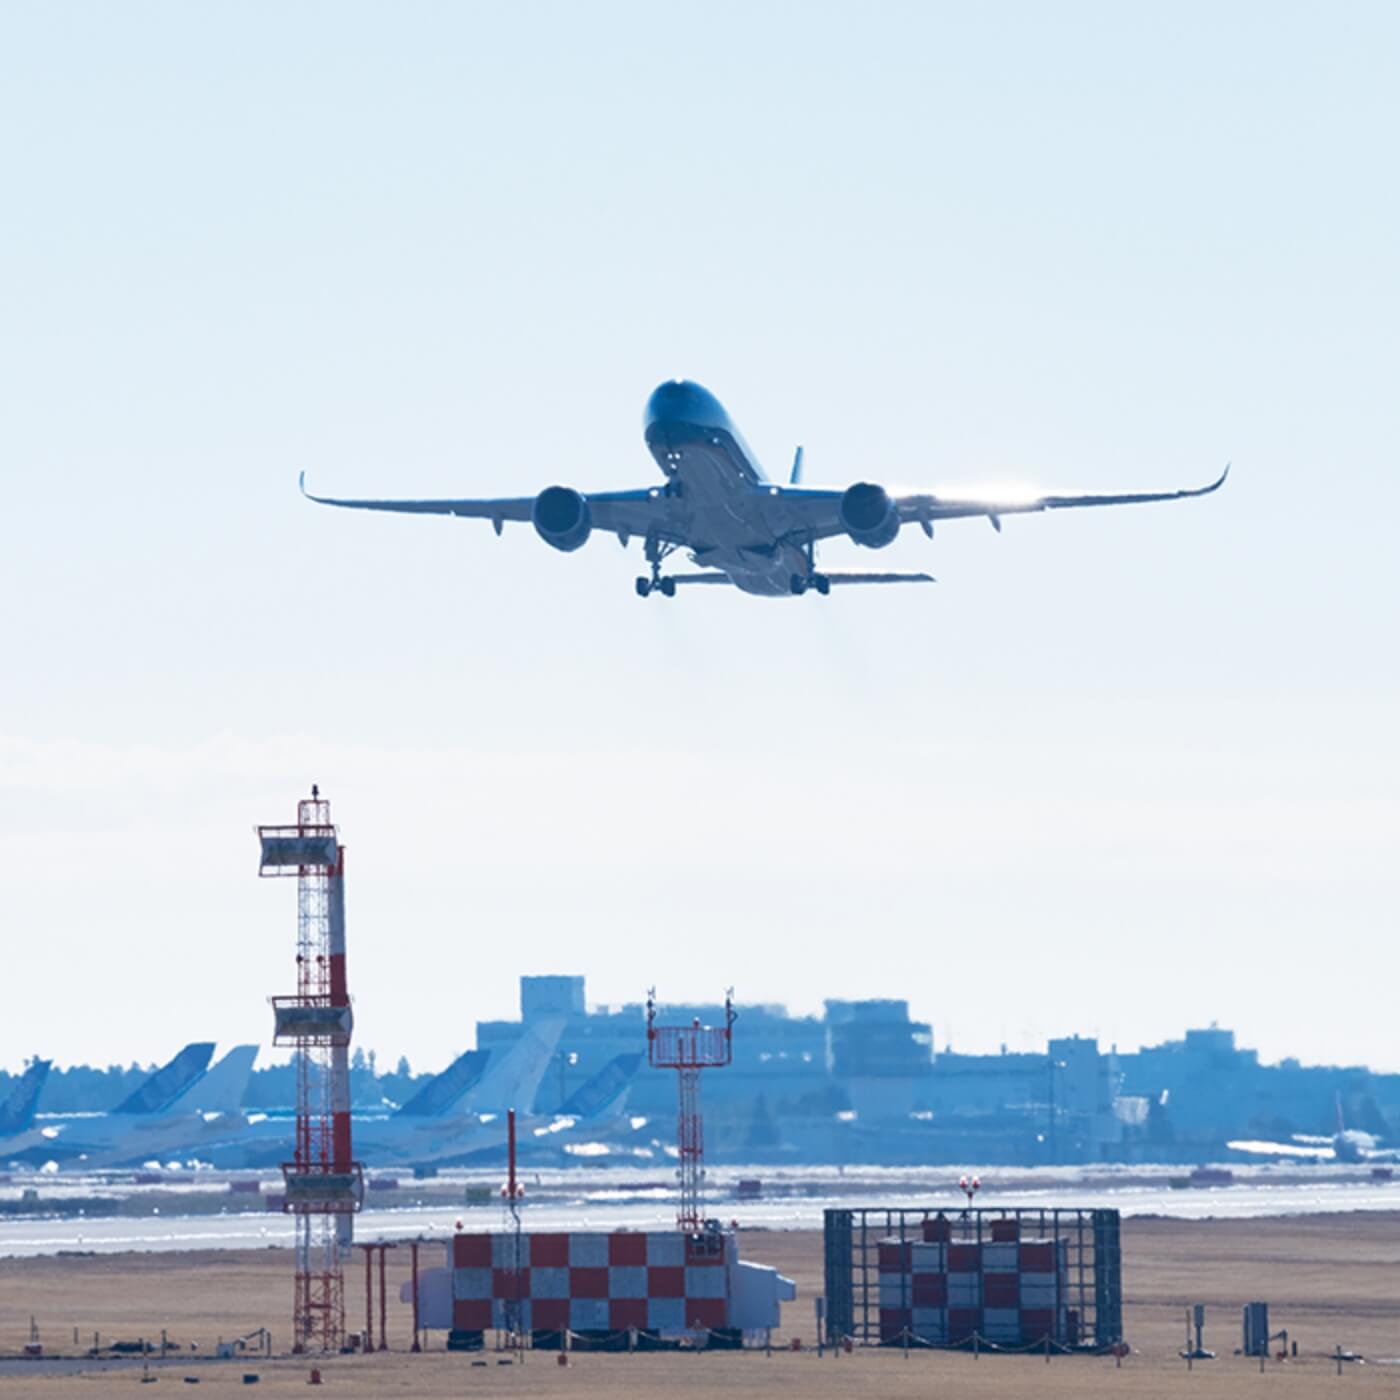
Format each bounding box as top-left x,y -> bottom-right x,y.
532,486 -> 592,552
840,482 -> 901,548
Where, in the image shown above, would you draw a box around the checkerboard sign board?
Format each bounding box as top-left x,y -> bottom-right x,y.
876,1228 -> 1073,1347
434,1228 -> 795,1342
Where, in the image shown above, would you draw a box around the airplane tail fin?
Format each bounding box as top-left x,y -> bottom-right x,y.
0,1059 -> 51,1135
163,1045 -> 258,1115
111,1043 -> 215,1116
394,1049 -> 490,1118
462,1018 -> 567,1116
557,1053 -> 644,1120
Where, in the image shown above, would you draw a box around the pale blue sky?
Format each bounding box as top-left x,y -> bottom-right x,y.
1,2 -> 1396,1071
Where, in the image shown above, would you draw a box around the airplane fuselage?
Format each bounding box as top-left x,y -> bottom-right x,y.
644,380 -> 809,596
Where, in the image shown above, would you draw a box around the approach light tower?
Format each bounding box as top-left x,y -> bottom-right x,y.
258,787 -> 364,1353
646,988 -> 736,1233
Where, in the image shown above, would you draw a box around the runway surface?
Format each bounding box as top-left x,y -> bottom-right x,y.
2,1164 -> 1398,1257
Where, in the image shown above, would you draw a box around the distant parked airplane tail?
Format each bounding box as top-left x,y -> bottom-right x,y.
461,1018 -> 567,1116
558,1053 -> 644,1120
394,1049 -> 490,1119
0,1059 -> 51,1135
111,1043 -> 216,1116
162,1045 -> 258,1116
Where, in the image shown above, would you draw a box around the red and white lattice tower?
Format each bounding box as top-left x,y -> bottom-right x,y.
258,787 -> 363,1353
645,988 -> 736,1234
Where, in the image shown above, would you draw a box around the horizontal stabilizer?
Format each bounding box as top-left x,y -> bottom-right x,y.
823,570 -> 935,585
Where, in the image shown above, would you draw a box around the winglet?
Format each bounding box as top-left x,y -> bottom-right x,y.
789,446 -> 804,485
298,470 -> 307,497
1181,461 -> 1229,499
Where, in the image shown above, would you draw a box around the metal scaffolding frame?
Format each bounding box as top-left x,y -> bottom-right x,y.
822,1204 -> 1123,1351
645,989 -> 736,1233
259,788 -> 363,1353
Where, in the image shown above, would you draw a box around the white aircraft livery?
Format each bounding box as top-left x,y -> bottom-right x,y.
302,379 -> 1227,597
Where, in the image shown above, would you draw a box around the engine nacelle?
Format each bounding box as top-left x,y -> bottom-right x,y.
532,485 -> 592,552
840,482 -> 901,548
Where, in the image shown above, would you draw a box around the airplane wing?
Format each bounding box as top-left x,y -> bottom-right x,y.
300,475 -> 677,542
775,466 -> 1230,541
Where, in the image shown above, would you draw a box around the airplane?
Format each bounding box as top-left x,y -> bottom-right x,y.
30,1045 -> 260,1168
301,378 -> 1228,598
202,1018 -> 570,1169
1229,1092 -> 1400,1166
0,1059 -> 53,1160
0,1042 -> 214,1164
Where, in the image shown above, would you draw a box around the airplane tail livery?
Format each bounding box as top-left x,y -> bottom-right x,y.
394,1049 -> 490,1118
160,1045 -> 258,1117
0,1059 -> 51,1135
558,1053 -> 644,1120
110,1043 -> 215,1116
461,1018 -> 567,1115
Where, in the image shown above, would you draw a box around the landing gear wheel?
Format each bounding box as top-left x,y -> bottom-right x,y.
660,577 -> 676,598
635,577 -> 652,598
814,573 -> 831,596
789,574 -> 808,596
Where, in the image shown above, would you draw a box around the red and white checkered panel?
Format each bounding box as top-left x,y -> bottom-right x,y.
645,1233 -> 685,1267
453,1266 -> 492,1300
876,1235 -> 1069,1346
982,1241 -> 1018,1272
450,1232 -> 734,1334
982,1306 -> 1019,1342
911,1307 -> 947,1343
911,1242 -> 945,1272
569,1233 -> 609,1267
877,1241 -> 911,1274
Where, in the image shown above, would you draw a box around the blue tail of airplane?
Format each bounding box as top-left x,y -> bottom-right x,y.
393,1050 -> 489,1118
558,1053 -> 644,1120
111,1043 -> 215,1116
0,1059 -> 51,1135
162,1045 -> 258,1116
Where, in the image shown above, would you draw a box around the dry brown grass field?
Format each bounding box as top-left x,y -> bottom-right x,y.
2,1212 -> 1400,1396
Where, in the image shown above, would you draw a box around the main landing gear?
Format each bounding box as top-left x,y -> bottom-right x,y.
789,532 -> 830,594
636,539 -> 678,598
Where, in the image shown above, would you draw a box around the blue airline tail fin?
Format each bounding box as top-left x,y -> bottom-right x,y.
0,1059 -> 51,1135
557,1053 -> 643,1120
111,1043 -> 215,1116
394,1050 -> 490,1118
162,1045 -> 258,1115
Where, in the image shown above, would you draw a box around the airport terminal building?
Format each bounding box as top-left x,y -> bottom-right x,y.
463,977 -> 1400,1167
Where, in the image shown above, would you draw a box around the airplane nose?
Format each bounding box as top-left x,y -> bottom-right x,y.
644,379 -> 724,432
